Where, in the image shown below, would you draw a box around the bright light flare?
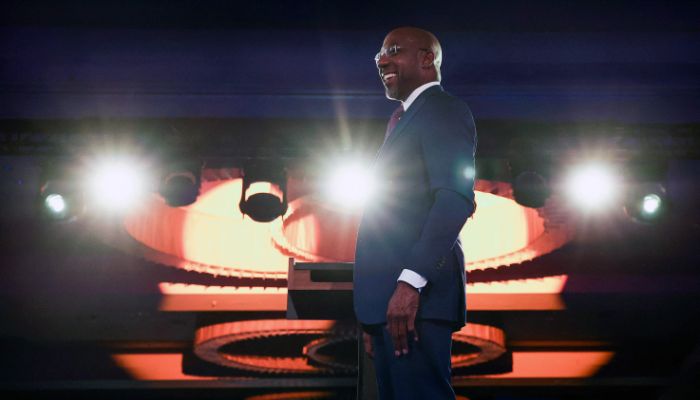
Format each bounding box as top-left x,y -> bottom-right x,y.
641,193 -> 662,215
564,162 -> 620,211
44,194 -> 67,214
324,162 -> 376,209
86,158 -> 151,212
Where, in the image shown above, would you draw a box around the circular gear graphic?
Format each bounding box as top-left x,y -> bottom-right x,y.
193,319 -> 506,376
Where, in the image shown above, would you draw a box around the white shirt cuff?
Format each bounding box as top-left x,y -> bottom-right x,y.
398,268 -> 428,291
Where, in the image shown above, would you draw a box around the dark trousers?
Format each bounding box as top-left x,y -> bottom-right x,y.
369,319 -> 456,400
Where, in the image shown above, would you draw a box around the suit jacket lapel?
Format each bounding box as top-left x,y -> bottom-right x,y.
380,85 -> 442,151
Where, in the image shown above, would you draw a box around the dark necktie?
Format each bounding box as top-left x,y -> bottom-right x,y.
384,105 -> 404,143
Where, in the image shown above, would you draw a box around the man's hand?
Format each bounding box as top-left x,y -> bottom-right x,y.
363,332 -> 374,359
386,281 -> 420,356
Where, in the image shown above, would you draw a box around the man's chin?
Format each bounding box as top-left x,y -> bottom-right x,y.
384,88 -> 399,101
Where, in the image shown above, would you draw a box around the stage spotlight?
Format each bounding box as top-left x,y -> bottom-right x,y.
508,138 -> 551,208
86,157 -> 151,213
512,171 -> 550,208
564,162 -> 621,212
239,162 -> 288,223
45,194 -> 66,214
624,183 -> 667,224
159,161 -> 202,207
39,180 -> 83,221
323,162 -> 376,209
38,160 -> 83,221
643,194 -> 662,214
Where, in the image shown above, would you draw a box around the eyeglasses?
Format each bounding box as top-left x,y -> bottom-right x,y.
374,45 -> 430,64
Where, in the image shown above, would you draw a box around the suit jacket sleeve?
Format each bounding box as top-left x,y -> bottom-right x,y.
403,98 -> 477,283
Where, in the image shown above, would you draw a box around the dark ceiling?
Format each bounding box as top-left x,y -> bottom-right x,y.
2,1 -> 699,125
3,0 -> 700,32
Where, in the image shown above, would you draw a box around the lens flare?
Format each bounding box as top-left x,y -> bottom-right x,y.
564,162 -> 620,211
641,193 -> 662,215
87,158 -> 150,212
324,163 -> 376,209
45,194 -> 66,214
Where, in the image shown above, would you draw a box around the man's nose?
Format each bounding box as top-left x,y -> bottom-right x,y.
376,57 -> 389,68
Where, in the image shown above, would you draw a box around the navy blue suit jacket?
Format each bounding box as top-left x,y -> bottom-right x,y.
353,85 -> 477,329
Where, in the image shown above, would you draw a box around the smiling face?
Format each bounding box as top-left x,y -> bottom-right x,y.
376,28 -> 440,101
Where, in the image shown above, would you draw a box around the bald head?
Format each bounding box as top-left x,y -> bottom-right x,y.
376,27 -> 443,101
387,27 -> 443,77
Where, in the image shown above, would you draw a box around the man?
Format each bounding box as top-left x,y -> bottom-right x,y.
353,27 -> 477,399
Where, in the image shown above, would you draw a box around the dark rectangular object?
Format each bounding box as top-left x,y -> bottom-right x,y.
310,269 -> 354,282
286,259 -> 354,320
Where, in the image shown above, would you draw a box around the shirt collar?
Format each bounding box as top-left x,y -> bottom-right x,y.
401,81 -> 441,111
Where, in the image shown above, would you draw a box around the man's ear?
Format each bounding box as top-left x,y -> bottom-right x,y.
421,51 -> 435,68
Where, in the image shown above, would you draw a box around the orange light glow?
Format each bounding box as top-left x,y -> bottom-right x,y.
479,351 -> 615,378
111,351 -> 614,380
112,353 -> 215,381
157,282 -> 565,311
275,190 -> 558,269
124,179 -> 289,276
158,283 -> 287,294
461,192 -> 543,265
157,283 -> 287,311
245,392 -> 337,400
245,181 -> 284,200
467,275 -> 568,294
118,177 -> 575,296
